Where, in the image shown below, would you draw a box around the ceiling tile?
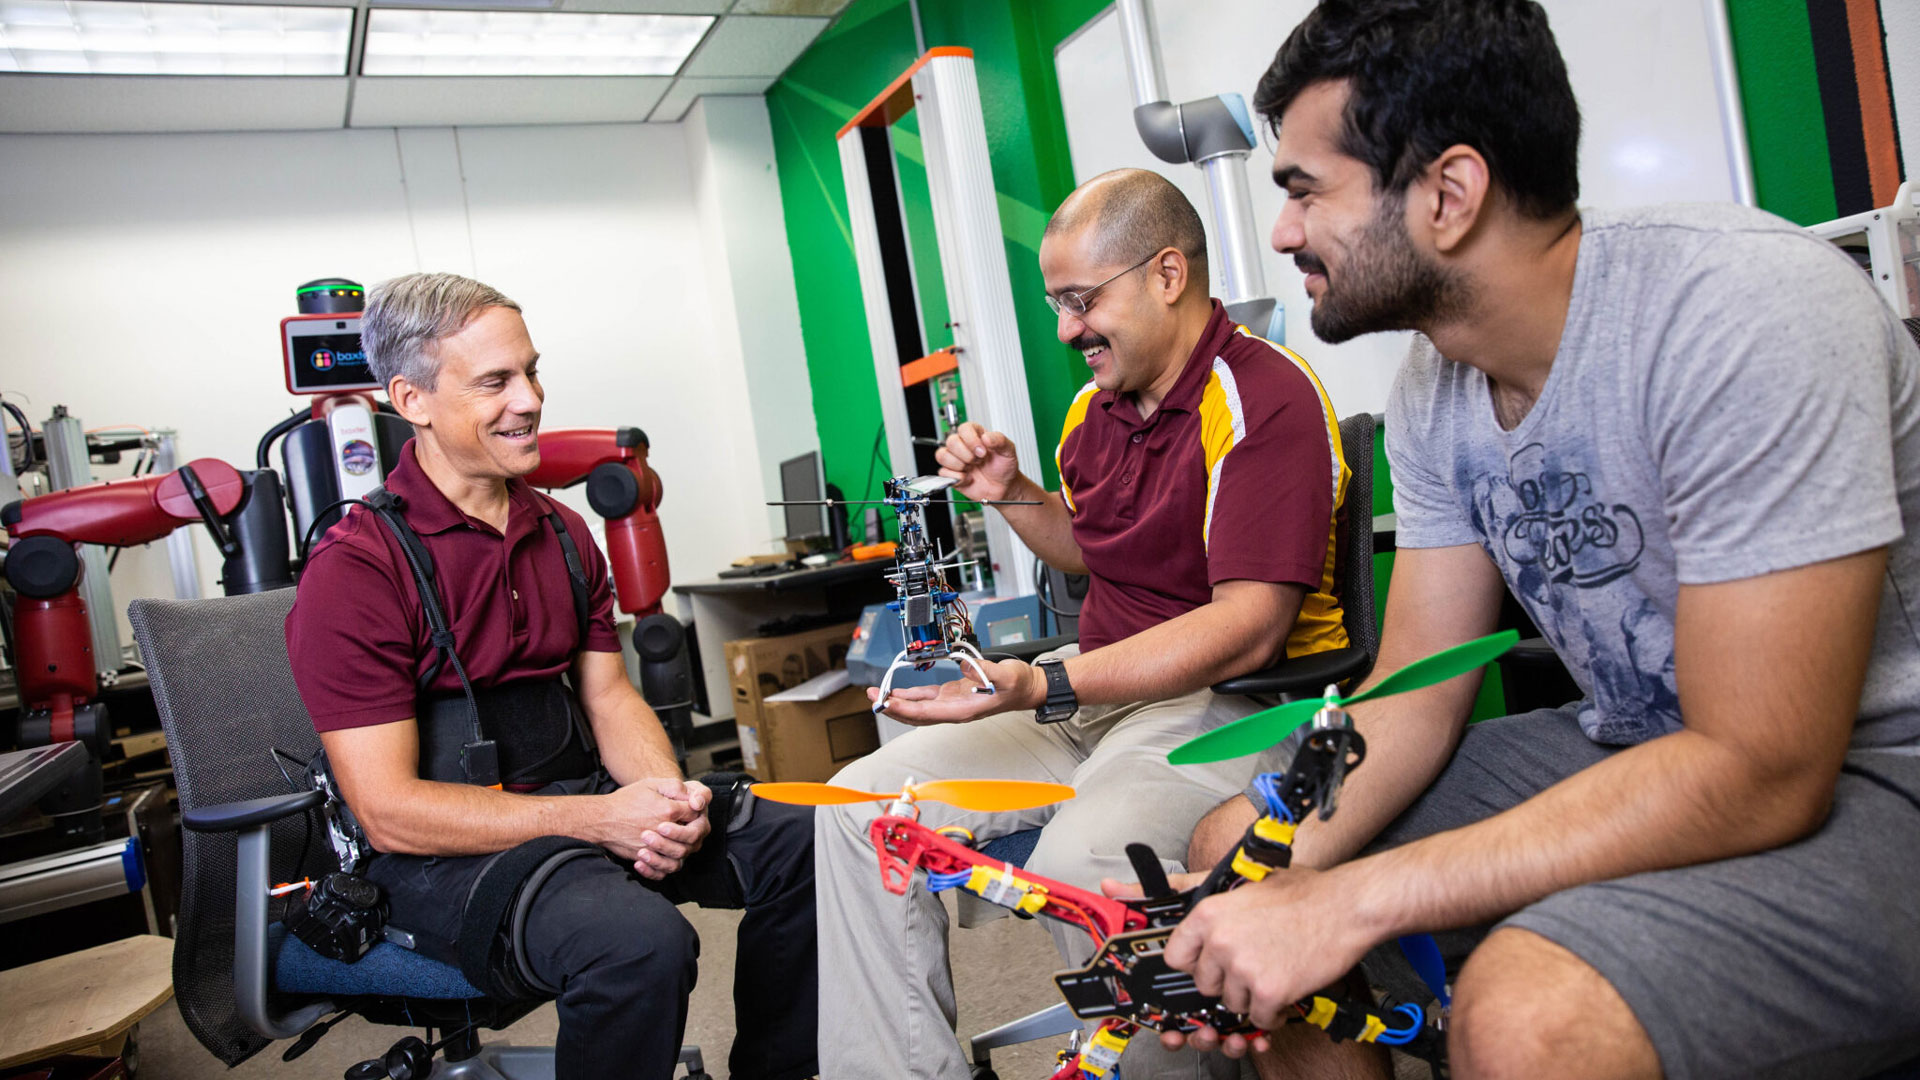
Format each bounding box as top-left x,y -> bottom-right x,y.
0,73 -> 348,132
349,75 -> 670,126
680,13 -> 824,78
728,0 -> 849,14
646,73 -> 768,121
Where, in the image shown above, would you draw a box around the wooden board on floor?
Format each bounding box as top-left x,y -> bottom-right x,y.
0,934 -> 174,1069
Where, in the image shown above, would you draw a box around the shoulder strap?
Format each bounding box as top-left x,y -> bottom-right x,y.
534,493 -> 593,647
365,487 -> 461,692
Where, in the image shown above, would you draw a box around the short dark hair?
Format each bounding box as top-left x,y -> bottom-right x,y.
1046,168 -> 1208,286
1254,0 -> 1580,220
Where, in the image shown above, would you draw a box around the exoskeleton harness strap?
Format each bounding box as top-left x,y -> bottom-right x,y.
458,835 -> 599,1000
361,486 -> 592,787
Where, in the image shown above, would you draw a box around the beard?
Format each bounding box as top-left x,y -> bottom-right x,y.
1305,195 -> 1470,344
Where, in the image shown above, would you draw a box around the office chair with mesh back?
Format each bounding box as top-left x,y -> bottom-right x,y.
128,590 -> 709,1080
967,413 -> 1382,1078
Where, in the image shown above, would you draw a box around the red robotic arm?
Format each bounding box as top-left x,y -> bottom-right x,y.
525,427 -> 669,617
2,459 -> 245,734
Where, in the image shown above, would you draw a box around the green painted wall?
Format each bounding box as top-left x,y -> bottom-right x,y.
1727,0 -> 1839,225
766,0 -> 1105,510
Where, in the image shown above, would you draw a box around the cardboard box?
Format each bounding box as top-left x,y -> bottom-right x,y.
724,622 -> 856,715
735,685 -> 879,782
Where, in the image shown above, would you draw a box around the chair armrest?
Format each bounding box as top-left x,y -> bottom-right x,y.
982,634 -> 1078,664
196,788 -> 335,1040
1210,647 -> 1373,698
182,789 -> 325,833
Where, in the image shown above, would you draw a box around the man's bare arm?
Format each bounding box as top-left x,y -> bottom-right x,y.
1167,548 -> 1886,1024
1184,542 -> 1509,870
1058,579 -> 1305,706
1288,542 -> 1510,867
934,422 -> 1086,573
1344,546 -> 1883,935
986,472 -> 1086,574
571,649 -> 681,786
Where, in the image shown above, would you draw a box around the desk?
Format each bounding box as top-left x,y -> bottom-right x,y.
672,559 -> 894,725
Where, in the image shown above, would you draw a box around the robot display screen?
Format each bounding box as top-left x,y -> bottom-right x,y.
285,316 -> 381,394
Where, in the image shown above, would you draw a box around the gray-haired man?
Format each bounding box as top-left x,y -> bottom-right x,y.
287,272 -> 818,1080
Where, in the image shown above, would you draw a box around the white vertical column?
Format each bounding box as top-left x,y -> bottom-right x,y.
838,129 -> 919,483
915,54 -> 1038,598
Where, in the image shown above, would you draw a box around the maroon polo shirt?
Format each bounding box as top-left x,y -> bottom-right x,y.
1056,301 -> 1350,654
286,440 -> 621,733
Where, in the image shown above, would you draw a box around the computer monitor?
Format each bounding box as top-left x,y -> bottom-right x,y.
780,451 -> 828,542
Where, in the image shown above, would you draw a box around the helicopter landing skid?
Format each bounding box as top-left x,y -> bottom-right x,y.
872,639 -> 997,714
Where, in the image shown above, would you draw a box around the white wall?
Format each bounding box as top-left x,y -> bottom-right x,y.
1056,0 -> 1745,418
683,95 -> 818,548
0,117 -> 801,646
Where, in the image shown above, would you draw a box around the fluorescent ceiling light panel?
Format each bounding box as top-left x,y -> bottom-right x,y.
0,0 -> 352,75
362,9 -> 710,77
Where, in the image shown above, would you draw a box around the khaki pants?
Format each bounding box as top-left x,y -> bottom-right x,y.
815,650 -> 1289,1079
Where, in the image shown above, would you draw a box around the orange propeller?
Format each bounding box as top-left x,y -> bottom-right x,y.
752,779 -> 1075,813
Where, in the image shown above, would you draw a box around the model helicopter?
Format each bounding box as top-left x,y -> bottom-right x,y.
754,630 -> 1519,1079
771,474 -> 1041,714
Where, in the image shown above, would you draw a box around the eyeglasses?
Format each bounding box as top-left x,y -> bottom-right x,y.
1043,250 -> 1161,317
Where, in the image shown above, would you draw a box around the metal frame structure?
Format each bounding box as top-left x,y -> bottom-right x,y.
838,48 -> 1039,599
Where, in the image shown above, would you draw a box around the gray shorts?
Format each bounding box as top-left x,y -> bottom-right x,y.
1261,706 -> 1920,1080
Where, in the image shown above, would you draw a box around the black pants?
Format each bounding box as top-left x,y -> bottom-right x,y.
365,787 -> 818,1080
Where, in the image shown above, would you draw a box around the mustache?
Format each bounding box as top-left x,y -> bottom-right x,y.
1067,333 -> 1110,352
1295,253 -> 1328,276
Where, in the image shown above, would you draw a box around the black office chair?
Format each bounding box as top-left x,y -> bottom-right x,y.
128,590 -> 709,1080
967,413 -> 1381,1078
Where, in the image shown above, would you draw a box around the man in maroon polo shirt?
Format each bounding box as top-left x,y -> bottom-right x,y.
814,169 -> 1352,1079
286,272 -> 817,1080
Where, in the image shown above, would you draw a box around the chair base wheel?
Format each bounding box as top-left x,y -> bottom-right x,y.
971,1067 -> 999,1080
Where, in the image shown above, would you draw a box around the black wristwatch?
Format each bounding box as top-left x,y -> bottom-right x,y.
1033,658 -> 1078,724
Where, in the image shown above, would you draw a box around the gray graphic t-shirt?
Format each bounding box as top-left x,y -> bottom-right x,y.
1388,203 -> 1919,748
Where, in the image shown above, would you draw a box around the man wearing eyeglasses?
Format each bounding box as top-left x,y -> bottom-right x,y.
815,168 -> 1351,1079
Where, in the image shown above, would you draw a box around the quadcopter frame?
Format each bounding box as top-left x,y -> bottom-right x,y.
860,701 -> 1449,1078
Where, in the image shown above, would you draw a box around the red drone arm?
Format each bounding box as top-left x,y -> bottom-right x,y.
869,816 -> 1148,945
525,427 -> 669,617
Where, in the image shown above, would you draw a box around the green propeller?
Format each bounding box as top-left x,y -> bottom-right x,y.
1168,630 -> 1521,765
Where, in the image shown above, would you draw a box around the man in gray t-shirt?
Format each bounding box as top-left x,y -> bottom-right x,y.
1144,4 -> 1920,1080
1390,201 -> 1920,753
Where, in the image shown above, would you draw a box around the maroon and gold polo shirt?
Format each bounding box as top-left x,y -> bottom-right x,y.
1056,301 -> 1349,654
286,439 -> 621,733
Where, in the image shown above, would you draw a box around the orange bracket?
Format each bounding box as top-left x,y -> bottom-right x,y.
901,347 -> 960,388
837,46 -> 975,139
